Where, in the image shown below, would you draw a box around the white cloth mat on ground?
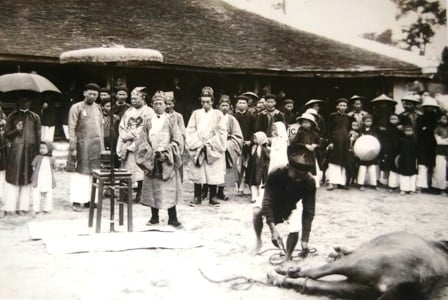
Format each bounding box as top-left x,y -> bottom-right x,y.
28,218 -> 175,240
27,219 -> 201,254
42,231 -> 203,254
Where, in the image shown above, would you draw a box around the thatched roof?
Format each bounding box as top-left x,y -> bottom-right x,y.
0,0 -> 423,77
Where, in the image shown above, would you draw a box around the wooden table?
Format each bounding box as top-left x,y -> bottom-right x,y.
88,169 -> 133,233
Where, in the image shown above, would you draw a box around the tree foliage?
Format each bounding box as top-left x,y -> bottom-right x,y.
391,0 -> 446,55
362,29 -> 394,45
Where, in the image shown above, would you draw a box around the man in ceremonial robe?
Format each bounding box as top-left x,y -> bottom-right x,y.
186,86 -> 227,206
136,92 -> 184,227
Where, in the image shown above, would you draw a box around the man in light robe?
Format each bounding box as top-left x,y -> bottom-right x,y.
117,87 -> 154,203
165,91 -> 187,182
68,83 -> 104,212
135,91 -> 184,227
217,95 -> 243,200
186,86 -> 227,206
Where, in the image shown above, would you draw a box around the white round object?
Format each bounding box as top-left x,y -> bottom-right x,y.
353,135 -> 381,161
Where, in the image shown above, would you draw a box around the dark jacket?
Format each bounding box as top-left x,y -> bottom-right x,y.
254,109 -> 285,137
397,135 -> 418,176
262,167 -> 316,242
416,112 -> 438,167
234,110 -> 255,141
5,110 -> 41,185
327,112 -> 353,166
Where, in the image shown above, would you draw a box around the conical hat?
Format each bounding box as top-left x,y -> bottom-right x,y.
371,94 -> 396,103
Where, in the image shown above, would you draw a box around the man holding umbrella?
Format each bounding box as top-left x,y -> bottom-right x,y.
1,92 -> 41,217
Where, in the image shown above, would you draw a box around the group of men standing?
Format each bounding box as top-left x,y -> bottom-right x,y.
67,83 -> 184,226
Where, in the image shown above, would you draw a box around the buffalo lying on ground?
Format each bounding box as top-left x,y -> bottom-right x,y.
267,232 -> 448,300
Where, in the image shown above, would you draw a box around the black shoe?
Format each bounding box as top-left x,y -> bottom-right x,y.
84,202 -> 97,209
217,193 -> 229,201
168,219 -> 182,228
209,198 -> 220,206
190,196 -> 201,206
72,203 -> 82,212
146,217 -> 159,225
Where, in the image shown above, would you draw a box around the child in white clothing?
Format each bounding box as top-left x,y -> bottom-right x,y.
32,141 -> 56,213
268,122 -> 288,173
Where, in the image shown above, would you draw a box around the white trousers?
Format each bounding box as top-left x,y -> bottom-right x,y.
399,175 -> 417,192
41,126 -> 55,142
326,163 -> 346,185
417,165 -> 428,189
388,171 -> 399,188
357,164 -> 377,186
63,125 -> 69,140
32,188 -> 53,212
3,183 -> 32,212
432,155 -> 447,190
69,173 -> 98,204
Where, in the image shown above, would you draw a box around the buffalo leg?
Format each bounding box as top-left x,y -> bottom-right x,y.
268,271 -> 377,299
297,259 -> 352,279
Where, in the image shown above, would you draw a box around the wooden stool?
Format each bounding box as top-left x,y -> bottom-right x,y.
88,169 -> 133,233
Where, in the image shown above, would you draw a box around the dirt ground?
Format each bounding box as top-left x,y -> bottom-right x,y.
1,170 -> 448,300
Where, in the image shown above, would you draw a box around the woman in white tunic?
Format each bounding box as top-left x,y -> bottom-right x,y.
186,87 -> 227,206
136,92 -> 184,227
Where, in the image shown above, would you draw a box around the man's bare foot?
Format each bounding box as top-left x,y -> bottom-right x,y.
250,238 -> 262,256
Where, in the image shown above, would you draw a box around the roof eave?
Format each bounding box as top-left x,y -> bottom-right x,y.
0,53 -> 428,78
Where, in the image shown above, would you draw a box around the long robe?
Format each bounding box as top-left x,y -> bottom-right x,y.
224,114 -> 243,169
5,110 -> 41,185
327,112 -> 352,167
117,105 -> 154,182
416,112 -> 438,167
186,108 -> 227,185
68,101 -> 104,175
135,114 -> 183,209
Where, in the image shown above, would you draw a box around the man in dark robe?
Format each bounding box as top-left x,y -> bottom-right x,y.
1,93 -> 41,217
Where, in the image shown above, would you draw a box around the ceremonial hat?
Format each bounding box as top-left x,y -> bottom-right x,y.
131,86 -> 147,96
84,83 -> 100,92
201,86 -> 214,97
164,91 -> 175,101
371,94 -> 396,103
304,99 -> 323,107
152,91 -> 165,102
219,94 -> 231,104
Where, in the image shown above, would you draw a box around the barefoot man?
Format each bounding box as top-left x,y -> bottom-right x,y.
252,151 -> 316,260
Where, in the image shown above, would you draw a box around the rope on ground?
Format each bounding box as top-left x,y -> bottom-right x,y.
198,268 -> 272,291
257,247 -> 318,265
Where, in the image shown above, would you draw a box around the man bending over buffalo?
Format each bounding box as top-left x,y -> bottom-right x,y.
252,151 -> 316,260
